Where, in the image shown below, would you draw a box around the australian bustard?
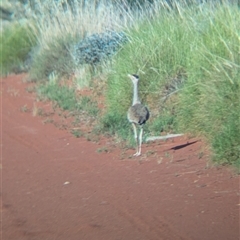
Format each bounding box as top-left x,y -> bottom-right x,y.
127,74 -> 150,156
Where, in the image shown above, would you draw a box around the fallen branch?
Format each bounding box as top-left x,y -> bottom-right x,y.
146,134 -> 184,142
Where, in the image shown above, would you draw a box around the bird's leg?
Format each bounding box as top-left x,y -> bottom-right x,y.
132,123 -> 139,156
138,127 -> 143,156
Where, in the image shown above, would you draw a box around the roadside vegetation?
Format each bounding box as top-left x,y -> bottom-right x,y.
37,74 -> 99,116
1,0 -> 239,167
0,22 -> 36,75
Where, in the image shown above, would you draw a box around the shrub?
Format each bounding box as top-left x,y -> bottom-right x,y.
0,22 -> 36,75
72,31 -> 128,66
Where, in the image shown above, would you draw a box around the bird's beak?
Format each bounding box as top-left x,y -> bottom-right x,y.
127,74 -> 132,78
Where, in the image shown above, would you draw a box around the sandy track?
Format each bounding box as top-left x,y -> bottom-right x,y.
1,74 -> 239,240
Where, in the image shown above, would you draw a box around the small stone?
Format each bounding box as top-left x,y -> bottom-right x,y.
63,181 -> 70,185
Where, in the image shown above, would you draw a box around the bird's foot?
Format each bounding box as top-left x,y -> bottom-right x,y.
133,152 -> 141,157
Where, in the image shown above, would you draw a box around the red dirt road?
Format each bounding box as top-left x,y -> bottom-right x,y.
1,74 -> 239,240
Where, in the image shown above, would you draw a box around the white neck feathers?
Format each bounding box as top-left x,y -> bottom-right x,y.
132,80 -> 141,105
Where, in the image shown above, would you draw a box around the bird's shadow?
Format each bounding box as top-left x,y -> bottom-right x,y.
168,140 -> 198,151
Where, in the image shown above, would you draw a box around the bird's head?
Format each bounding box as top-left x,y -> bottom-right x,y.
128,74 -> 139,84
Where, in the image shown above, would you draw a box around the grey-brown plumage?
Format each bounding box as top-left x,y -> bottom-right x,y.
128,103 -> 149,125
127,74 -> 149,156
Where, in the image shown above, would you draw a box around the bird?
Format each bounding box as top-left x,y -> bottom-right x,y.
127,74 -> 150,156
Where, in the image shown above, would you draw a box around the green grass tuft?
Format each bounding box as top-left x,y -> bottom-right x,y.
176,4 -> 240,166
38,80 -> 99,116
0,22 -> 36,75
99,112 -> 129,138
38,82 -> 78,111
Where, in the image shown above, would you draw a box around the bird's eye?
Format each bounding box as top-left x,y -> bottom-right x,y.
132,74 -> 139,79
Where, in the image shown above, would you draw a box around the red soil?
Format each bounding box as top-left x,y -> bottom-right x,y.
1,74 -> 239,240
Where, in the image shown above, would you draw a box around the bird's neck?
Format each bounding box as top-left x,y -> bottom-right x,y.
132,81 -> 141,105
